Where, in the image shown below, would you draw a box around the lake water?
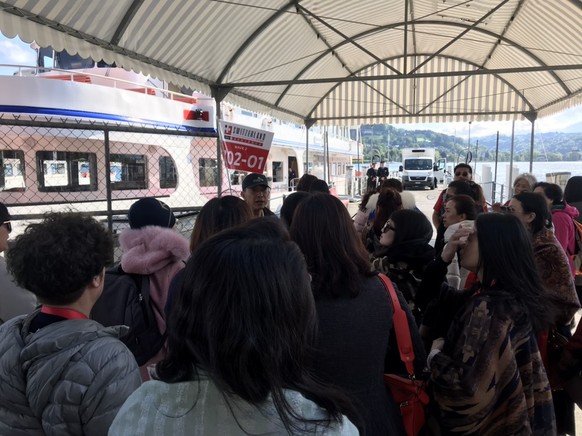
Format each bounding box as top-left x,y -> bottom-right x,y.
472,161 -> 582,187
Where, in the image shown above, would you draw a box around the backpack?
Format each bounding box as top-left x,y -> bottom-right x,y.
91,264 -> 165,366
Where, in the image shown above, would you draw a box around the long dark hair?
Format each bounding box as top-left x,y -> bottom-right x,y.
280,191 -> 311,228
513,192 -> 552,235
474,213 -> 553,332
290,193 -> 373,298
189,196 -> 252,251
157,219 -> 351,432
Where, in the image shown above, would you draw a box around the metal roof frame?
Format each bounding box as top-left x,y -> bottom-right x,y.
1,0 -> 581,126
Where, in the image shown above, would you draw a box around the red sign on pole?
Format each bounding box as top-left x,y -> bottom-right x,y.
218,121 -> 274,173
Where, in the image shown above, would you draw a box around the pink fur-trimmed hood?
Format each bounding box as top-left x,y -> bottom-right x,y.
118,226 -> 189,338
119,226 -> 189,275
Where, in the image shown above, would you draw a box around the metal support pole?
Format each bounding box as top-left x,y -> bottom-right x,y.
305,118 -> 316,175
467,121 -> 472,160
493,131 -> 499,203
323,127 -> 328,181
104,129 -> 113,232
357,126 -> 361,196
529,116 -> 536,173
305,125 -> 310,174
509,120 -> 516,197
211,86 -> 230,198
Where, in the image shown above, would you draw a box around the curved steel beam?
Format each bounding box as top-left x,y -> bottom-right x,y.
314,110 -> 525,123
111,0 -> 145,45
411,0 -> 511,73
216,1 -> 300,84
275,19 -> 571,107
296,3 -> 402,75
305,53 -> 535,120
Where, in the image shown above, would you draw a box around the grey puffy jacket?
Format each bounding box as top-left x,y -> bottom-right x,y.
0,310 -> 142,435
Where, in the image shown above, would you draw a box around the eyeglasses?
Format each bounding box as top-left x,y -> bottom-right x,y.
382,222 -> 396,233
2,221 -> 12,233
454,171 -> 470,177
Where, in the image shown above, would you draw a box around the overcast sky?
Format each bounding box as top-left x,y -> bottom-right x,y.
1,32 -> 581,140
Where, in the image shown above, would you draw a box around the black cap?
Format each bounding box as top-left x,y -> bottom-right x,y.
128,198 -> 176,229
380,160 -> 385,163
0,203 -> 10,224
242,173 -> 270,190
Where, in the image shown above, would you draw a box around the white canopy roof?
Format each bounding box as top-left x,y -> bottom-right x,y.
1,0 -> 581,126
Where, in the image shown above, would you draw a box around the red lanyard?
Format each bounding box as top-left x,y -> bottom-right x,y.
40,306 -> 88,320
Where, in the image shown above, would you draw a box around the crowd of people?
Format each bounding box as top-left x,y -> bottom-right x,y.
0,169 -> 581,435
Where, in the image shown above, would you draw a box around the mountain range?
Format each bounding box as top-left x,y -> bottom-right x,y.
360,124 -> 582,162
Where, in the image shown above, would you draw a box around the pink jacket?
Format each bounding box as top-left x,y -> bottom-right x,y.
551,203 -> 579,275
119,226 -> 189,335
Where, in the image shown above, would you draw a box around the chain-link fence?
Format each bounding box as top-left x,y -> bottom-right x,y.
0,118 -> 222,258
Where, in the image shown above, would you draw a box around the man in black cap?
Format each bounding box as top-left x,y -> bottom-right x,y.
241,173 -> 275,217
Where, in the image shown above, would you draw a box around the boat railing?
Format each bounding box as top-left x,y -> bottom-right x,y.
480,180 -> 511,206
2,64 -> 198,104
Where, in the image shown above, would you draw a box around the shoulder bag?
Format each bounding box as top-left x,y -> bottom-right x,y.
379,273 -> 430,436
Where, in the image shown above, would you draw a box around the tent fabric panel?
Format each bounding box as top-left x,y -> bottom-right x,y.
0,0 -> 581,126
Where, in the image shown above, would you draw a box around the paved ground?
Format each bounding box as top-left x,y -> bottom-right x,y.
352,188 -> 582,434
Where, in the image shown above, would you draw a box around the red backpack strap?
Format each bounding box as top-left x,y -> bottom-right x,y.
378,273 -> 416,376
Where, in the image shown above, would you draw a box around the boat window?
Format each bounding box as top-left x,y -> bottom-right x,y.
272,161 -> 284,182
36,151 -> 97,192
199,158 -> 218,187
38,47 -> 55,70
230,170 -> 243,185
109,154 -> 147,190
159,156 -> 177,189
0,150 -> 26,192
55,50 -> 95,70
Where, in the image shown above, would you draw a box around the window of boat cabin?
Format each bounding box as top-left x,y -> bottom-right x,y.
159,156 -> 177,188
0,150 -> 26,192
230,170 -> 244,185
109,154 -> 147,190
199,158 -> 218,187
36,151 -> 97,192
55,51 -> 94,69
272,161 -> 284,182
